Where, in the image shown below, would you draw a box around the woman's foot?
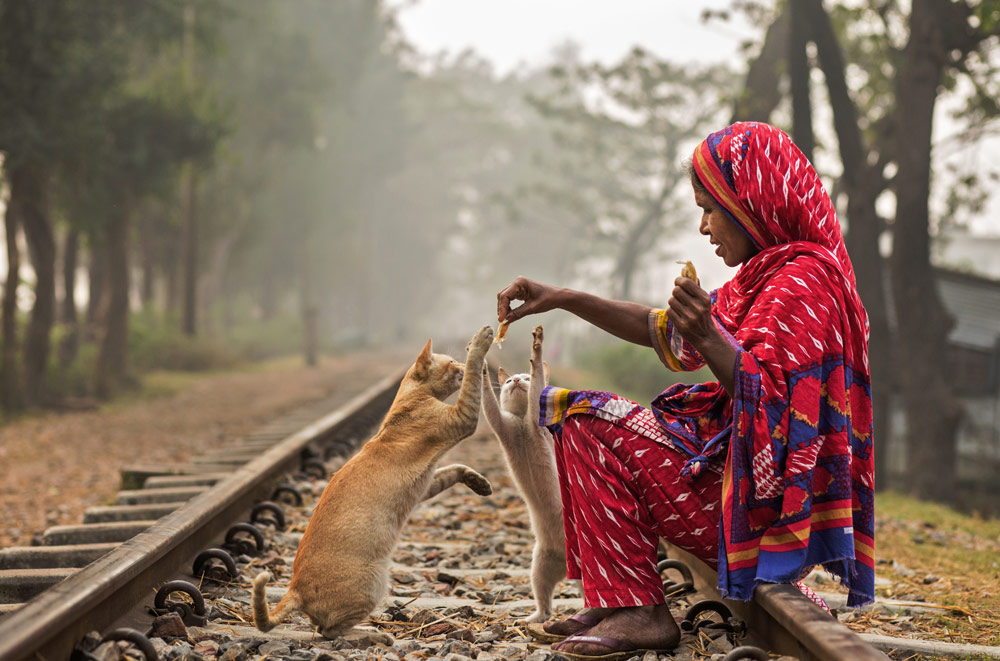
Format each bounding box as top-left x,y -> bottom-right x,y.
542,606 -> 613,636
553,604 -> 680,656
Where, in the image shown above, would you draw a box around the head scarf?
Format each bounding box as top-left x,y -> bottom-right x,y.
690,121 -> 875,606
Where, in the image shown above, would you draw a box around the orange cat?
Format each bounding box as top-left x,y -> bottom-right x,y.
252,326 -> 494,641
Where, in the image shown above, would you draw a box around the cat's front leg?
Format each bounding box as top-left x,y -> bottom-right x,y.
448,325 -> 493,436
528,325 -> 547,424
422,464 -> 492,500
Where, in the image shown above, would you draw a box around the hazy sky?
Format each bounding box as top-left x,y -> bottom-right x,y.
392,0 -> 758,73
393,0 -> 1000,241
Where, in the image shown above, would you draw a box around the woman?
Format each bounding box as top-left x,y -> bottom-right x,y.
496,121 -> 875,658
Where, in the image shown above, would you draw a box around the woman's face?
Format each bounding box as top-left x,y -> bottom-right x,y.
695,187 -> 759,267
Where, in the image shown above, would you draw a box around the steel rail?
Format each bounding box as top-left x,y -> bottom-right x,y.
668,545 -> 890,661
0,367 -> 406,661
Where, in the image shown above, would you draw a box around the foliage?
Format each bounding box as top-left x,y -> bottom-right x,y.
128,311 -> 238,372
576,340 -> 712,404
510,48 -> 736,299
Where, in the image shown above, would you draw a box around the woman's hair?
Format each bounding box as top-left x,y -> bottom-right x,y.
686,158 -> 707,193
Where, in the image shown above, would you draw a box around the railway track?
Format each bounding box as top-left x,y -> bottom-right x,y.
0,359 -> 950,660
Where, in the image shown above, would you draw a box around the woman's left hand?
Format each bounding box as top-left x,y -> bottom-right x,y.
667,276 -> 717,348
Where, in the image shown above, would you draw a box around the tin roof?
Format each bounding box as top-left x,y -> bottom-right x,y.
936,269 -> 1000,350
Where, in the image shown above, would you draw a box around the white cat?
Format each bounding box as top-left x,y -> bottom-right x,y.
482,324 -> 567,623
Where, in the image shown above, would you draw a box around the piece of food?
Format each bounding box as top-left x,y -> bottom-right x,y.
677,260 -> 699,284
494,319 -> 511,347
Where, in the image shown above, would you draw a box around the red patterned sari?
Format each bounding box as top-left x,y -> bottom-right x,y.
542,122 -> 875,607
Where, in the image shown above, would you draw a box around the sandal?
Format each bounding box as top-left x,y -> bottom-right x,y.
526,612 -> 603,643
551,632 -> 674,660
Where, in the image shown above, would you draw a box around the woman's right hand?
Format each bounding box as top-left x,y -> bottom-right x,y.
496,277 -> 561,323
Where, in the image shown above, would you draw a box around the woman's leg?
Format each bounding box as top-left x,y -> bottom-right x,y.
548,414 -> 722,653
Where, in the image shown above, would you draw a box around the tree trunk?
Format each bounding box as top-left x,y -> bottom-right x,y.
138,215 -> 156,310
198,217 -> 246,337
94,207 -> 130,398
732,10 -> 789,123
614,175 -> 676,300
805,0 -> 893,492
58,228 -> 80,367
787,0 -> 815,162
85,234 -> 108,343
11,164 -> 56,407
890,0 -> 963,502
2,197 -> 22,411
163,231 -> 180,318
181,166 -> 197,336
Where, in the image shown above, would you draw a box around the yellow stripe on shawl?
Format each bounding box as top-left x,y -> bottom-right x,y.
650,309 -> 684,371
541,387 -> 573,425
693,144 -> 767,248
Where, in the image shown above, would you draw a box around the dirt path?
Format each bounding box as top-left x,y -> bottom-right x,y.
0,350 -> 411,549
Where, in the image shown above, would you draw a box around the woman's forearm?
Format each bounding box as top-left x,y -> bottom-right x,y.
555,288 -> 653,347
689,332 -> 738,397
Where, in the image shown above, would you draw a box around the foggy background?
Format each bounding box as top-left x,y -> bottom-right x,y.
1,0 -> 999,510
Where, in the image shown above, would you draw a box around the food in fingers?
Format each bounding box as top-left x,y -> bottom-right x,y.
677,260 -> 699,285
494,319 -> 511,348
670,261 -> 698,357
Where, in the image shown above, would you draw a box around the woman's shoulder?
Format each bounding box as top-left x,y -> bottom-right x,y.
762,251 -> 838,290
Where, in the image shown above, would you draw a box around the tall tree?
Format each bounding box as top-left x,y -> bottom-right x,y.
890,0 -> 997,501
1,179 -> 20,410
801,0 -> 894,491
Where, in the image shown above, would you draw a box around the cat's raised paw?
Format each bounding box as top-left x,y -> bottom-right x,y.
532,324 -> 544,348
470,325 -> 495,352
462,469 -> 493,496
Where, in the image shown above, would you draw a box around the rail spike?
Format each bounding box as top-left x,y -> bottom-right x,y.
271,483 -> 304,506
224,522 -> 266,556
102,628 -> 159,661
657,558 -> 695,597
152,580 -> 207,627
192,547 -> 238,583
250,501 -> 287,531
724,646 -> 771,661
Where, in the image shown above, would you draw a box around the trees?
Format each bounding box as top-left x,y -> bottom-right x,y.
509,48 -> 734,300
889,0 -> 999,500
722,0 -> 1000,500
0,1 -> 224,402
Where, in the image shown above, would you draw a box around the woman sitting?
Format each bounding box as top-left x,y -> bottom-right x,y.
496,121 -> 875,658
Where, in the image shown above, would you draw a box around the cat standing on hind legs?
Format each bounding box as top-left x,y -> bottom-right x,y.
482,324 -> 567,623
252,325 -> 495,642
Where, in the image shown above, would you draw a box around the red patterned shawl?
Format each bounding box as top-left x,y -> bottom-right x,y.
691,122 -> 875,606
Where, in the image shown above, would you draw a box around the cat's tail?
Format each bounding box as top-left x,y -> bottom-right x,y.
252,571 -> 300,632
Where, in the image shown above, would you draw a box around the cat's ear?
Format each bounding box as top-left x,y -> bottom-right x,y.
543,361 -> 550,386
497,367 -> 510,384
414,339 -> 433,377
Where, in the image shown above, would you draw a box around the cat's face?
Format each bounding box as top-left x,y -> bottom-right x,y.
408,339 -> 464,400
498,369 -> 531,416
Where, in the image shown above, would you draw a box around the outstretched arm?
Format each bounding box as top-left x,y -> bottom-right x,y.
497,277 -> 652,347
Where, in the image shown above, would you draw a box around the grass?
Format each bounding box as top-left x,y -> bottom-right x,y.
99,354 -> 313,411
870,490 -> 1000,648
